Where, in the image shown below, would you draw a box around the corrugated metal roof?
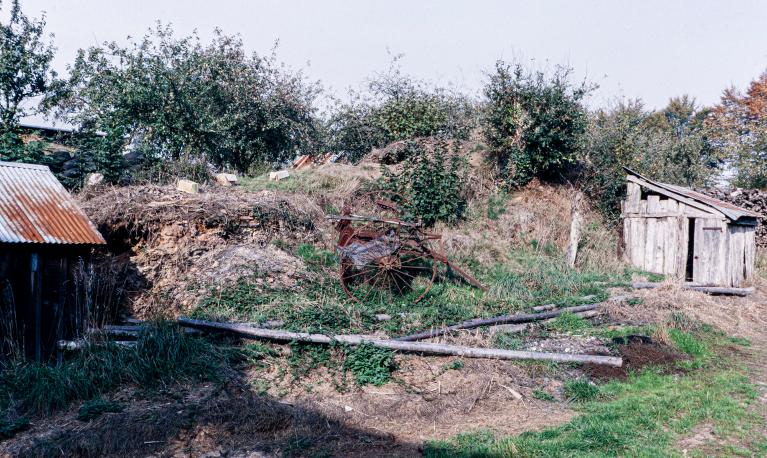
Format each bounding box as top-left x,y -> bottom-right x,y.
0,161 -> 105,245
624,167 -> 762,221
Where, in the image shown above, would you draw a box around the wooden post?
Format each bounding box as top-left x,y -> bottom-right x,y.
30,252 -> 41,362
566,192 -> 583,268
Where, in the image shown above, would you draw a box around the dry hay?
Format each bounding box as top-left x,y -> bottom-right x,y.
78,185 -> 325,317
606,280 -> 767,342
267,355 -> 576,445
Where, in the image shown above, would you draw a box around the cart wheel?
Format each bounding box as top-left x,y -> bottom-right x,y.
339,227 -> 437,304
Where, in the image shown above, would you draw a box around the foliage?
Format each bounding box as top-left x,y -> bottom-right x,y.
669,328 -> 710,359
77,398 -> 123,421
582,97 -> 720,220
706,70 -> 767,188
483,61 -> 590,186
58,24 -> 322,175
563,379 -> 599,402
343,343 -> 396,386
492,332 -> 523,350
329,60 -> 475,162
288,342 -> 333,380
0,323 -> 227,414
379,139 -> 468,226
0,0 -> 62,130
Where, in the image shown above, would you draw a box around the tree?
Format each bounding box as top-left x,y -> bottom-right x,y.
582,97 -> 719,221
58,25 -> 323,175
0,0 -> 60,131
483,62 -> 591,186
706,71 -> 767,188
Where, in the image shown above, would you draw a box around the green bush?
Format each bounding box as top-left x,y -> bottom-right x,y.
483,61 -> 590,186
343,343 -> 396,386
532,389 -> 556,402
379,139 -> 468,227
329,62 -> 475,163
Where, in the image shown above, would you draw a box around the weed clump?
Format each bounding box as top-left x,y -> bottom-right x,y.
343,343 -> 396,386
563,379 -> 599,402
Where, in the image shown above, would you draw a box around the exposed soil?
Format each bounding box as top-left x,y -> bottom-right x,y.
584,336 -> 688,381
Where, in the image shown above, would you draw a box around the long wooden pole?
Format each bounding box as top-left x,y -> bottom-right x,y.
177,317 -> 622,367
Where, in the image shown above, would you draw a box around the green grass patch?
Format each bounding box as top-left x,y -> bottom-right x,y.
563,379 -> 600,402
532,389 -> 556,402
77,398 -> 124,421
425,325 -> 767,457
547,312 -> 591,334
0,416 -> 29,440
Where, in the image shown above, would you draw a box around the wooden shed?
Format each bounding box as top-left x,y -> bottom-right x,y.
622,168 -> 759,287
0,161 -> 105,361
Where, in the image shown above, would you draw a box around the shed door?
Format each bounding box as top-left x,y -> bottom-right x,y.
692,218 -> 727,285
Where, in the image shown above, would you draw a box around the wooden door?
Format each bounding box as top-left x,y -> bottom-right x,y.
692,218 -> 727,285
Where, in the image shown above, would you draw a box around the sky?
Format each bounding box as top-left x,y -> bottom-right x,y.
13,0 -> 767,121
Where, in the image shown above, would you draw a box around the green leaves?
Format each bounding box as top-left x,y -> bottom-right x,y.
378,139 -> 468,227
483,61 -> 590,186
59,25 -> 322,174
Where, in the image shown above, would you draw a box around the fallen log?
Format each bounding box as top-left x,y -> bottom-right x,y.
395,296 -> 631,342
632,282 -> 754,296
486,310 -> 601,334
176,317 -> 622,367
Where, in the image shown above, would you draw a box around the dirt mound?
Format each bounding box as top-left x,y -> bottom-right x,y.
585,336 -> 688,381
78,185 -> 325,317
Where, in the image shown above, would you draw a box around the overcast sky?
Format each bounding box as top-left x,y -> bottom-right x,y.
15,0 -> 767,114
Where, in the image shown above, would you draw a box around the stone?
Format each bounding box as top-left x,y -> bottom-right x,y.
214,173 -> 238,186
269,170 -> 290,181
85,173 -> 104,187
177,179 -> 199,194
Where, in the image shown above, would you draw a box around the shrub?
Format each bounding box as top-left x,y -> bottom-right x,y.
379,139 -> 468,226
483,61 -> 590,186
343,343 -> 396,386
329,61 -> 476,163
532,389 -> 556,402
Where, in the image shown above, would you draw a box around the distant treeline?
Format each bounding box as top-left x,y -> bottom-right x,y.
2,0 -> 766,220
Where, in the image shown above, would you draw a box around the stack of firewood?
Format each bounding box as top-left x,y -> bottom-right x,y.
699,187 -> 767,247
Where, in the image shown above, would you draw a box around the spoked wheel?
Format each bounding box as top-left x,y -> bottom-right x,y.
337,191 -> 437,304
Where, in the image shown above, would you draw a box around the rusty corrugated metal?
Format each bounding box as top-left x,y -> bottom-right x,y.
0,161 -> 105,245
624,167 -> 762,221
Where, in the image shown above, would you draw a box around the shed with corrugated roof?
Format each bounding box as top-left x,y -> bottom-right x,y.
0,161 -> 105,361
622,168 -> 759,287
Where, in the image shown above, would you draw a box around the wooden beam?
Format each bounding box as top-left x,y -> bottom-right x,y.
631,282 -> 754,296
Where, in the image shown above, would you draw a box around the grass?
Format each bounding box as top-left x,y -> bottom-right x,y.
192,246 -> 628,339
0,323 -> 231,414
424,326 -> 767,457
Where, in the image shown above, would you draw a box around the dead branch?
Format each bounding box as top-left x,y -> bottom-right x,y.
395,296 -> 631,342
176,317 -> 623,367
